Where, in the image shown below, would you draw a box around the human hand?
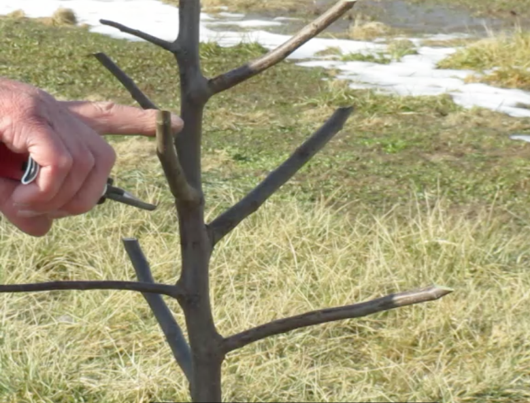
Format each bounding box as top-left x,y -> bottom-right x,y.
0,78 -> 183,236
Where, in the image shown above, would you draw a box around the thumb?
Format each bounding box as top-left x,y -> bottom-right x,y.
0,178 -> 52,237
61,101 -> 184,136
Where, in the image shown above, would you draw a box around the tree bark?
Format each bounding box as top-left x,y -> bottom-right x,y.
177,203 -> 224,402
172,2 -> 224,401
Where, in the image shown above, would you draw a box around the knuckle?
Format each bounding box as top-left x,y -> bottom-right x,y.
25,115 -> 48,128
53,154 -> 73,173
97,142 -> 116,172
93,101 -> 116,117
91,136 -> 116,170
104,145 -> 117,168
75,151 -> 96,176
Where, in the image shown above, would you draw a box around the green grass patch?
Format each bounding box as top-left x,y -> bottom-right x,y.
2,16 -> 530,403
437,28 -> 530,90
340,51 -> 392,64
315,46 -> 342,57
387,39 -> 418,59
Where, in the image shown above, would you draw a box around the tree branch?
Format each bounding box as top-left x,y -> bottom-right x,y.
223,285 -> 453,353
209,106 -> 353,245
208,0 -> 357,94
0,280 -> 182,298
93,52 -> 158,110
122,238 -> 192,383
99,19 -> 175,51
156,110 -> 200,204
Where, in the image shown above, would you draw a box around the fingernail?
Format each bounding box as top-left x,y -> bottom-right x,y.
17,210 -> 44,218
170,113 -> 184,131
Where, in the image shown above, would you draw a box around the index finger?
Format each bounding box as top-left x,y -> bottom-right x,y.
62,101 -> 184,136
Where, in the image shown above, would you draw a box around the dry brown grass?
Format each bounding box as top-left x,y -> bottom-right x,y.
4,7 -> 79,27
53,8 -> 77,26
2,173 -> 530,401
5,9 -> 26,19
438,27 -> 530,90
348,20 -> 391,40
2,11 -> 530,402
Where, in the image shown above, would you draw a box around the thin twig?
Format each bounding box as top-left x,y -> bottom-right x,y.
122,238 -> 192,383
99,19 -> 174,51
93,53 -> 158,110
0,280 -> 182,298
156,110 -> 201,203
209,107 -> 353,245
223,285 -> 453,353
208,0 -> 357,94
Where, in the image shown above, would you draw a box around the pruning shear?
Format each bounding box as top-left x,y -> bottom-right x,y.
0,142 -> 157,211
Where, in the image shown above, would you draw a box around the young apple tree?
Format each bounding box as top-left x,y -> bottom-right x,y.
0,1 -> 452,401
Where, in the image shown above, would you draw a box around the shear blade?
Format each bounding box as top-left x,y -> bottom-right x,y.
105,186 -> 157,211
105,191 -> 157,211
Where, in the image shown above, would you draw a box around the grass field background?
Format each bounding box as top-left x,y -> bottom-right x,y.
1,5 -> 530,402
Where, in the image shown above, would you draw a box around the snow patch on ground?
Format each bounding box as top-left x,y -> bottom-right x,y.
1,0 -> 530,118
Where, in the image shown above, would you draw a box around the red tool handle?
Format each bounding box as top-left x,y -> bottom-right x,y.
0,142 -> 39,184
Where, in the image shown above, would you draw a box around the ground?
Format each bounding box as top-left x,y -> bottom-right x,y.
1,7 -> 530,403
165,0 -> 530,23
